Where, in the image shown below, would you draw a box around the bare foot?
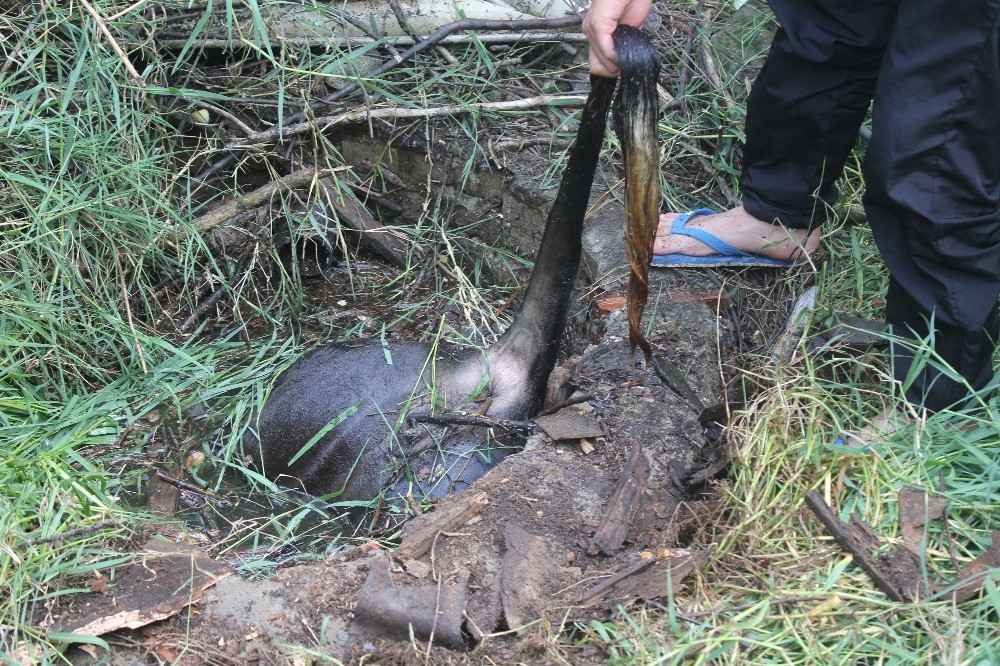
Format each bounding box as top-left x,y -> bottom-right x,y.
654,206 -> 822,263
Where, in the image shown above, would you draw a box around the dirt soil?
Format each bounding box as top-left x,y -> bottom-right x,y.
58,117 -> 797,666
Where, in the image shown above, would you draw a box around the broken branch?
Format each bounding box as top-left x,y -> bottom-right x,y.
804,491 -> 907,602
315,14 -> 583,109
193,15 -> 583,184
154,470 -> 231,504
190,167 -> 328,233
78,0 -> 145,86
233,94 -> 588,149
408,411 -> 537,434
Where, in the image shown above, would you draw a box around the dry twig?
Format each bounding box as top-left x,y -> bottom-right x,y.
78,0 -> 145,86
235,95 -> 587,148
191,167 -> 330,233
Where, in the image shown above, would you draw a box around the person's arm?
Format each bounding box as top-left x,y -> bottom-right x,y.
581,0 -> 653,77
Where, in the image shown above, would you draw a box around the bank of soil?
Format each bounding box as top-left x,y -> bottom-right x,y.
58,116 -> 802,666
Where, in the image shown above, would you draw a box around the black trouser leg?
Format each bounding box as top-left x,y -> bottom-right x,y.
741,0 -> 897,230
864,0 -> 1000,412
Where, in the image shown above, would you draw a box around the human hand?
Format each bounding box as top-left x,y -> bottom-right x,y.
581,0 -> 653,77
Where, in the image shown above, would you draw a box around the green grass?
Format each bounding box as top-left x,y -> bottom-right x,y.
0,0 -> 578,658
572,3 -> 998,664
1,0 -> 996,664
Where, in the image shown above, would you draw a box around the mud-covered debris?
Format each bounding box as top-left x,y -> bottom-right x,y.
402,557 -> 433,579
578,548 -> 710,607
397,491 -> 489,561
587,441 -> 650,556
898,488 -> 1000,603
533,409 -> 604,441
500,524 -> 562,631
48,539 -> 231,637
351,555 -> 466,650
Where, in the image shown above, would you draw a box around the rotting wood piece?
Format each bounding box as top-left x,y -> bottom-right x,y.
806,487 -> 1000,603
587,441 -> 650,556
396,491 -> 489,561
351,555 -> 466,650
810,488 -> 1000,604
321,179 -> 411,268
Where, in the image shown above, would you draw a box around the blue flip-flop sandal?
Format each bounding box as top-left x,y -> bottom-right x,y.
652,208 -> 807,268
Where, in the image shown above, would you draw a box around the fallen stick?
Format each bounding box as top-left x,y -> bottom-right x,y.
178,280 -> 228,333
315,15 -> 583,108
194,14 -> 583,183
804,490 -> 907,601
679,594 -> 830,619
154,470 -> 231,504
187,167 -> 412,271
408,411 -> 537,434
155,31 -> 588,50
29,519 -> 118,546
191,167 -> 328,233
78,0 -> 145,86
387,0 -> 418,42
534,392 -> 594,417
235,93 -> 588,148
